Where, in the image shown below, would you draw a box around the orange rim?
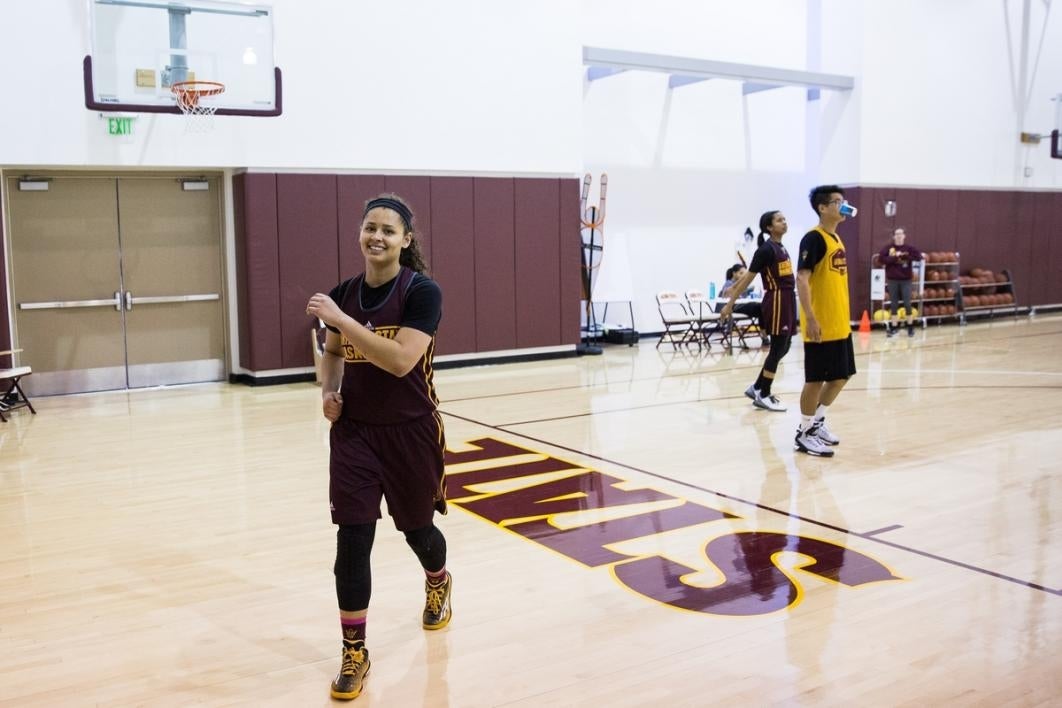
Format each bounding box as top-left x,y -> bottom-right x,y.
171,80 -> 225,107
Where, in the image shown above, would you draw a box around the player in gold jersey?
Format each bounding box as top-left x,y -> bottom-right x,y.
794,186 -> 858,457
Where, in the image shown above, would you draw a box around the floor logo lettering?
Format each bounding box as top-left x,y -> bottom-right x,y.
445,438 -> 901,617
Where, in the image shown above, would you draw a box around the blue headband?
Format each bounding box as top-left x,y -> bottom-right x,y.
363,197 -> 413,232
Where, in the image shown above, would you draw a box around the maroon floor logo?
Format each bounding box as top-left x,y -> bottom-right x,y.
445,438 -> 901,617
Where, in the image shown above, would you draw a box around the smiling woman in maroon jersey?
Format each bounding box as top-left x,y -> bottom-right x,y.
306,193 -> 450,702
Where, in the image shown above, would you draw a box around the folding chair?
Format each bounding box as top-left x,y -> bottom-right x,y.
655,292 -> 700,349
724,307 -> 756,349
0,349 -> 36,422
694,293 -> 754,350
684,289 -> 724,349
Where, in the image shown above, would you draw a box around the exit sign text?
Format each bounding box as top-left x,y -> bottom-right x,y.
108,117 -> 135,136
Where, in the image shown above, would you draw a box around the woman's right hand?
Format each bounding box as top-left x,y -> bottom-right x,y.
323,391 -> 343,422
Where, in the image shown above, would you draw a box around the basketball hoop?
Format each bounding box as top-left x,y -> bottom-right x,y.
171,80 -> 225,133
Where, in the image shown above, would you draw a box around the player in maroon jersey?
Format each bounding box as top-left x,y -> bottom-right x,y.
306,194 -> 449,701
721,210 -> 797,412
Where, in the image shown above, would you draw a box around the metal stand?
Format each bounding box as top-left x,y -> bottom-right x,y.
578,174 -> 607,355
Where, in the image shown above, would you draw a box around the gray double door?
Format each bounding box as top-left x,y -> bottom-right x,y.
6,175 -> 226,396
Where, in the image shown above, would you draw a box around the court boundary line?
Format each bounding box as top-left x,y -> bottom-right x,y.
864,524 -> 904,536
440,411 -> 1061,597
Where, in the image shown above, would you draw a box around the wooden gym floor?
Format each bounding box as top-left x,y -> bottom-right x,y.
1,315 -> 1060,706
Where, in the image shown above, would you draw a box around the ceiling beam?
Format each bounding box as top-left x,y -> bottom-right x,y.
583,46 -> 854,92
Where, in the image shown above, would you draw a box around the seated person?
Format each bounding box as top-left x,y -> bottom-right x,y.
717,264 -> 767,344
717,264 -> 768,343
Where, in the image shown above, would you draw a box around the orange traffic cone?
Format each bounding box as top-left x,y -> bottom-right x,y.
859,310 -> 871,333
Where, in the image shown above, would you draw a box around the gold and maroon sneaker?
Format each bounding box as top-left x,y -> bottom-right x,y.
422,572 -> 453,630
330,641 -> 370,700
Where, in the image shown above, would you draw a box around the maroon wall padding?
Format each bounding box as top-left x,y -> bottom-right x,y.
1013,191 -> 1036,304
935,190 -> 960,253
276,174 -> 339,368
1029,192 -> 1054,304
558,179 -> 583,342
912,189 -> 941,248
233,173 -> 249,367
472,178 -> 518,351
1052,192 -> 1062,304
428,177 -> 476,355
0,194 -> 10,364
384,176 -> 432,267
844,187 -> 1062,320
953,190 -> 979,262
337,175 -> 383,279
234,173 -> 283,371
514,178 -> 562,348
231,173 -> 582,375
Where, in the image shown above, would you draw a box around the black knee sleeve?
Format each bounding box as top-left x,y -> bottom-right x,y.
335,523 -> 376,611
404,524 -> 447,574
763,335 -> 792,373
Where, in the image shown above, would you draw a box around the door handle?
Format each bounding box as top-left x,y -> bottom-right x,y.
125,293 -> 220,307
124,290 -> 132,311
19,293 -> 126,311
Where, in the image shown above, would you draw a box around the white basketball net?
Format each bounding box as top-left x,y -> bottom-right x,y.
173,83 -> 224,134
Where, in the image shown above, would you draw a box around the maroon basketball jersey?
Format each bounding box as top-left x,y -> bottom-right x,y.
335,267 -> 439,425
757,240 -> 795,291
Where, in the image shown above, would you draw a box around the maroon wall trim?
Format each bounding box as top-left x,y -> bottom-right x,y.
558,180 -> 583,344
515,178 -> 562,348
845,186 -> 1062,320
234,173 -> 282,371
277,174 -> 339,368
230,173 -> 608,375
0,194 -> 10,364
473,178 -> 518,351
429,177 -> 476,355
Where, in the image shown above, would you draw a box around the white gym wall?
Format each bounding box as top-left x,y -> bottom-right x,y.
0,0 -> 582,175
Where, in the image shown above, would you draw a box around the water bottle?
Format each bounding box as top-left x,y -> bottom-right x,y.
709,281 -> 717,300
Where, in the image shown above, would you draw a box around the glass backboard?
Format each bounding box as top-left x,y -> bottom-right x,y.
85,0 -> 282,116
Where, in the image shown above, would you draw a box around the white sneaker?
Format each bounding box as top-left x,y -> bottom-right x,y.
744,384 -> 759,401
794,427 -> 834,457
753,393 -> 786,412
810,419 -> 840,445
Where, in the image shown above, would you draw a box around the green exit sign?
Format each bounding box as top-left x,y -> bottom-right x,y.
107,117 -> 135,135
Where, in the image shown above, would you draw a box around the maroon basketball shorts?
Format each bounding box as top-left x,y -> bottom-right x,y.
329,412 -> 447,531
762,288 -> 797,336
